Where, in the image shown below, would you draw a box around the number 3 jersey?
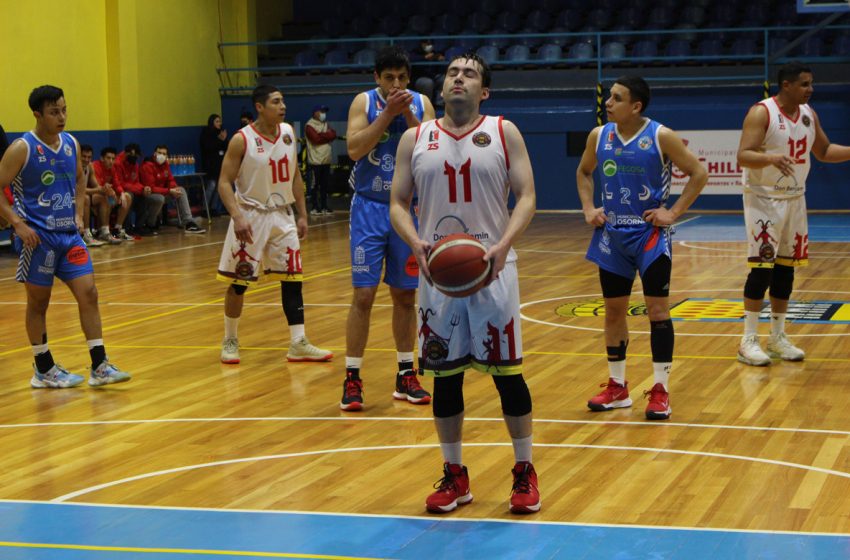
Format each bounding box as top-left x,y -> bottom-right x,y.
235,122 -> 297,209
12,131 -> 78,232
411,115 -> 516,263
742,96 -> 815,199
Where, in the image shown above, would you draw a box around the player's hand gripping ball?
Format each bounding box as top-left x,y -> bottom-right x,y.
427,233 -> 491,297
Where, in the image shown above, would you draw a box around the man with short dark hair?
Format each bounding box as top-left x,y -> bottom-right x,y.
116,143 -> 162,236
577,75 -> 707,421
92,146 -> 133,242
736,62 -> 850,366
0,84 -> 130,388
304,104 -> 336,216
340,45 -> 436,411
141,144 -> 205,233
78,144 -> 106,247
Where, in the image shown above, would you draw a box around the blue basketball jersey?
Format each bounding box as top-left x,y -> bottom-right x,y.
595,119 -> 670,233
349,88 -> 425,203
11,131 -> 78,232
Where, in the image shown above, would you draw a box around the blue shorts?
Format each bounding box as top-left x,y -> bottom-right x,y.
585,225 -> 672,279
14,228 -> 93,286
349,194 -> 418,289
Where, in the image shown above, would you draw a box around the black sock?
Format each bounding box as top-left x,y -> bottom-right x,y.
346,367 -> 360,380
89,345 -> 107,369
34,350 -> 55,374
398,360 -> 414,374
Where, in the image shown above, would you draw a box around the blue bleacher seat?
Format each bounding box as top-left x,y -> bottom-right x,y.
324,49 -> 349,66
646,7 -> 673,28
454,31 -> 481,51
768,37 -> 789,56
800,36 -> 824,57
505,44 -> 531,62
622,6 -> 645,28
496,12 -> 523,32
483,29 -> 511,49
321,19 -> 344,37
730,38 -> 759,58
434,14 -> 462,34
515,28 -> 544,49
568,42 -> 594,62
537,43 -> 562,62
423,0 -> 447,18
481,0 -> 503,16
407,14 -> 431,36
525,10 -> 552,32
476,45 -> 501,63
554,9 -> 583,30
391,3 -> 416,18
742,4 -> 768,26
367,34 -> 390,51
444,46 -> 467,62
601,41 -> 626,61
632,40 -> 658,59
354,49 -> 376,66
378,16 -> 404,36
697,38 -> 723,58
506,0 -> 533,16
471,12 -> 493,34
586,9 -> 611,30
674,24 -> 698,43
833,35 -> 850,55
294,50 -> 319,67
708,4 -> 736,27
681,6 -> 706,26
665,39 -> 692,58
308,35 -> 331,54
350,16 -> 373,37
546,27 -> 570,47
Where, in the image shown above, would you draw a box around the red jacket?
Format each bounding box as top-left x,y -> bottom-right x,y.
141,160 -> 176,195
92,160 -> 123,195
114,151 -> 144,195
305,123 -> 337,145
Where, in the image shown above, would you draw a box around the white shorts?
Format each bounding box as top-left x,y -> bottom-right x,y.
743,192 -> 808,268
217,205 -> 303,286
418,261 -> 523,377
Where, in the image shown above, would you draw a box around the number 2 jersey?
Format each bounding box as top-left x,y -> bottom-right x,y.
742,96 -> 815,199
411,115 -> 516,263
235,122 -> 297,209
11,131 -> 78,232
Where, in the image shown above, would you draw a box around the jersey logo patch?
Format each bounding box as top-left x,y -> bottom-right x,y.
638,136 -> 653,150
602,160 -> 617,177
41,171 -> 55,186
472,132 -> 491,147
283,134 -> 293,145
802,115 -> 811,127
64,144 -> 72,156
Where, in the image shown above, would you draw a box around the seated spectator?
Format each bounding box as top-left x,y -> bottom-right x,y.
411,40 -> 445,104
78,144 -> 107,247
199,114 -> 227,216
92,146 -> 134,242
239,111 -> 253,127
141,144 -> 206,234
116,143 -> 163,236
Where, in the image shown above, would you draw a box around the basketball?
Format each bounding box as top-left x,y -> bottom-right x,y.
427,233 -> 491,297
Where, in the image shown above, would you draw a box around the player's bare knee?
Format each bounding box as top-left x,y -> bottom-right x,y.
351,287 -> 377,309
389,287 -> 416,308
645,299 -> 670,322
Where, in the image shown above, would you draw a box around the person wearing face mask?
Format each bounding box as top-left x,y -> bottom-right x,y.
304,104 -> 337,216
141,145 -> 206,234
116,143 -> 162,236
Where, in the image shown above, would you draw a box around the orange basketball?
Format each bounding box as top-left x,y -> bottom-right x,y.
427,233 -> 491,297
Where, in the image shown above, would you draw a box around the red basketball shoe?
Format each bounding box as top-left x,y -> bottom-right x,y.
510,461 -> 541,514
644,383 -> 671,420
426,462 -> 472,513
587,379 -> 632,411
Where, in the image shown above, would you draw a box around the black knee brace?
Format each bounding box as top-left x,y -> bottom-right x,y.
433,372 -> 465,418
607,340 -> 628,362
650,319 -> 674,363
492,374 -> 532,417
231,283 -> 248,296
281,281 -> 305,325
768,264 -> 794,300
641,256 -> 672,297
743,267 -> 772,300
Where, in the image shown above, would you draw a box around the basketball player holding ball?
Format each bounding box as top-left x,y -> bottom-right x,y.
390,53 -> 540,514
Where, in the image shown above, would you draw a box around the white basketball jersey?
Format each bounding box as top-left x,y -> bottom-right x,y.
412,115 -> 516,263
742,97 -> 815,199
235,122 -> 297,209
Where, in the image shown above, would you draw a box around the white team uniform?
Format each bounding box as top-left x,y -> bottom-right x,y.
217,123 -> 303,285
742,97 -> 815,268
412,115 -> 523,376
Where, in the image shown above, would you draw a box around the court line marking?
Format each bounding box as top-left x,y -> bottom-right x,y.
0,541 -> 381,559
520,290 -> 850,337
3,498 -> 850,539
0,266 -> 351,357
51,442 -> 850,503
5,415 -> 850,437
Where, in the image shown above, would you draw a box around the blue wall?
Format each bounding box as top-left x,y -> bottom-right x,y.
222,84 -> 850,211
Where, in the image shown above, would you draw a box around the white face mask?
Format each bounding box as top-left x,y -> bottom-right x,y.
155,153 -> 167,165
318,112 -> 327,122
423,44 -> 434,53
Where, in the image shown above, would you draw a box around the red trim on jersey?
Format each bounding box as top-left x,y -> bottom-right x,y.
249,122 -> 281,144
497,116 -> 510,171
772,96 -> 800,123
434,115 -> 487,141
415,123 -> 422,142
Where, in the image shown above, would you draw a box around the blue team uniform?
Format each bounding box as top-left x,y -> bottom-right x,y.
349,88 -> 425,288
585,119 -> 672,278
12,131 -> 92,286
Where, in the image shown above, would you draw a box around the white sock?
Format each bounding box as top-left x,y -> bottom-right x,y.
607,360 -> 626,385
770,312 -> 786,338
653,362 -> 672,391
397,351 -> 414,363
512,435 -> 533,463
440,441 -> 463,465
100,226 -> 110,234
290,324 -> 305,342
32,343 -> 49,356
744,310 -> 760,337
86,338 -> 104,349
346,356 -> 363,369
224,316 -> 239,339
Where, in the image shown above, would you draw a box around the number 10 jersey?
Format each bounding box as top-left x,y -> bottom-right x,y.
235,122 -> 297,209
